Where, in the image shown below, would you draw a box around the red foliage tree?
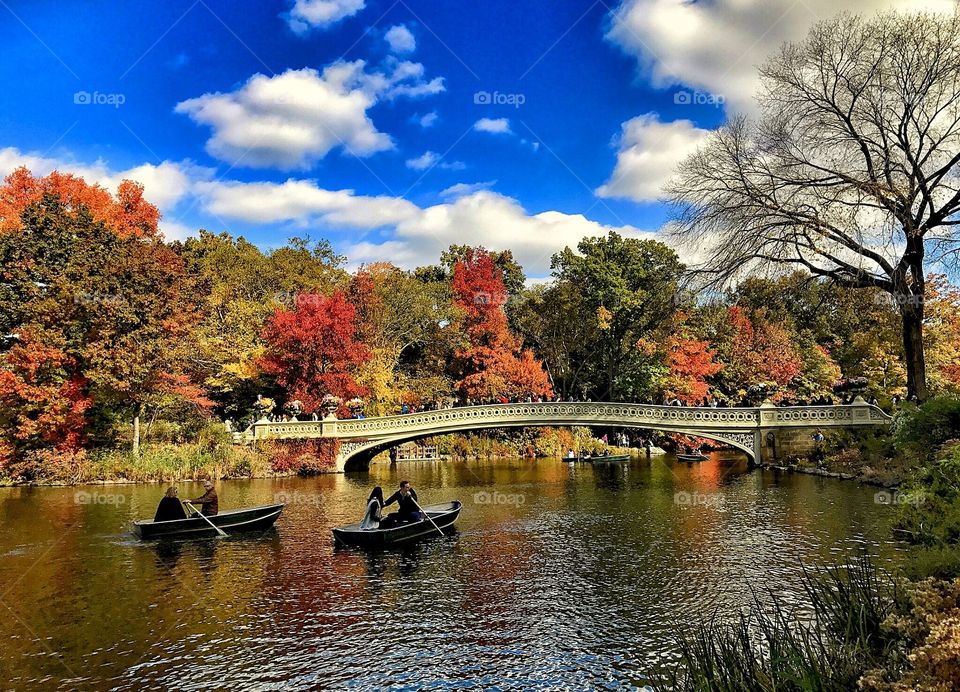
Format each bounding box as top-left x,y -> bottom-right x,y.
450,248 -> 552,400
0,167 -> 160,238
260,291 -> 371,412
0,331 -> 92,465
718,306 -> 804,398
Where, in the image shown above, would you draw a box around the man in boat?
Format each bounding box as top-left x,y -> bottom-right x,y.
154,487 -> 188,522
381,480 -> 420,526
189,480 -> 219,517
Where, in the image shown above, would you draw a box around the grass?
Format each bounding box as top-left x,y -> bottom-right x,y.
661,558 -> 905,691
1,442 -> 278,485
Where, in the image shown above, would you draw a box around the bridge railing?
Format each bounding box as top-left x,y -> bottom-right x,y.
239,399 -> 891,443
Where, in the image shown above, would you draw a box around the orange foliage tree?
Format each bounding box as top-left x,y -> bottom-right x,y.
0,331 -> 92,469
660,331 -> 723,403
450,248 -> 552,401
0,167 -> 160,238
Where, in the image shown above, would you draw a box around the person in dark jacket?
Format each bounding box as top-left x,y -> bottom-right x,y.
154,487 -> 188,522
190,480 -> 219,516
381,480 -> 420,527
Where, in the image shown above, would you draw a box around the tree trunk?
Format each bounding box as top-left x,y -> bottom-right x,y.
900,300 -> 929,402
132,413 -> 141,458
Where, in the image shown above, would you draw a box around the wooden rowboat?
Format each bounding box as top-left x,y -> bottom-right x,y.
333,501 -> 462,549
134,503 -> 284,540
677,453 -> 709,462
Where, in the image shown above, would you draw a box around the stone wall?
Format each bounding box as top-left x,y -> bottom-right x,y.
759,426 -> 822,464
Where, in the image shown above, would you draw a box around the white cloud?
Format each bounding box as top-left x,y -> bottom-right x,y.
192,178 -> 655,275
439,181 -> 496,199
176,61 -> 444,170
597,114 -> 711,202
286,0 -> 365,33
193,178 -> 421,227
416,111 -> 439,128
405,151 -> 465,171
607,0 -> 957,114
385,24 -> 416,53
473,117 -> 512,135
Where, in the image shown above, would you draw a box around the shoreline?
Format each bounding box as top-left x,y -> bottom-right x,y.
2,450 -> 897,489
756,462 -> 899,488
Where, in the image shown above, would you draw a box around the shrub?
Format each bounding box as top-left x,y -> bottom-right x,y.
893,395 -> 960,462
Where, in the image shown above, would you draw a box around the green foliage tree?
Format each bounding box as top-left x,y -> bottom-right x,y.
549,232 -> 684,400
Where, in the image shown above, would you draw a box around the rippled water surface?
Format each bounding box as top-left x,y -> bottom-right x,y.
0,455 -> 906,689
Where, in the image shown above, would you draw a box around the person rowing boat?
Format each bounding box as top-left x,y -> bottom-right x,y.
379,480 -> 420,529
189,480 -> 219,517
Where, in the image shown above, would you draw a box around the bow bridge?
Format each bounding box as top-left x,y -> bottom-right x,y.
239,399 -> 891,472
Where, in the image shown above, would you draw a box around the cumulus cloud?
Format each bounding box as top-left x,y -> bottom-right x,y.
607,0 -> 957,113
473,117 -> 512,135
176,61 -> 444,170
439,181 -> 496,199
286,0 -> 365,33
596,114 -> 711,202
415,111 -> 439,128
405,151 -> 465,171
385,24 -> 416,53
192,177 -> 655,275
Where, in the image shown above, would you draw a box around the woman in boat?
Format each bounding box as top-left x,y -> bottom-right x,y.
154,487 -> 188,522
360,487 -> 384,530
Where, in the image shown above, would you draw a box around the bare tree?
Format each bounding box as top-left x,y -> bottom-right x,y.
668,11 -> 960,400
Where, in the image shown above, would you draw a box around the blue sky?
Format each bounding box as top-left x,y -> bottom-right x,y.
0,0 -> 949,277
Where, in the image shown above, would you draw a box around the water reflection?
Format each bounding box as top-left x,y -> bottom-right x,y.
0,456 -> 905,689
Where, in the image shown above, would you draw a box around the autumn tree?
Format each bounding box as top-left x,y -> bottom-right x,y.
0,330 -> 91,469
669,11 -> 960,400
450,248 -> 551,401
659,328 -> 723,404
348,263 -> 455,413
0,183 -> 203,457
0,167 -> 159,238
260,291 -> 370,412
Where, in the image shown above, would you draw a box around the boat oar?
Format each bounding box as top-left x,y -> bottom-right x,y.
411,498 -> 446,538
184,501 -> 227,537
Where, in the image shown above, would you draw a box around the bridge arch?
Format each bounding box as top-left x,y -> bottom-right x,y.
339,421 -> 759,472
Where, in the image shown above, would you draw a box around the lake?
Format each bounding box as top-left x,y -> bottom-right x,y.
0,455 -> 905,690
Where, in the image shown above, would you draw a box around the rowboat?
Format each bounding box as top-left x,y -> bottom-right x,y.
677,453 -> 709,462
333,500 -> 462,549
586,454 -> 631,464
133,503 -> 284,540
